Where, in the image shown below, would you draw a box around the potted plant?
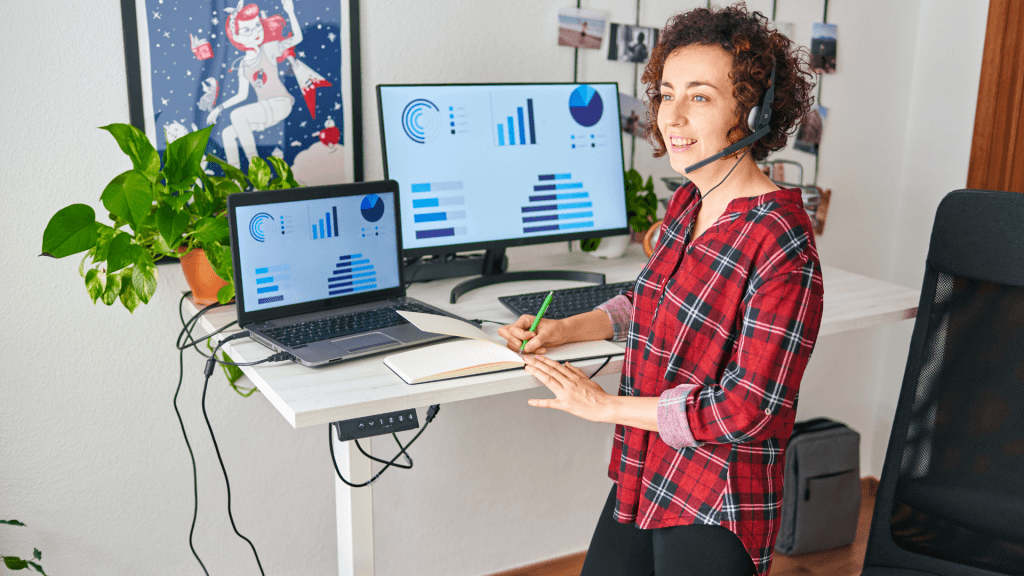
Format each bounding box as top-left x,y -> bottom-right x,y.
582,168 -> 658,258
40,123 -> 299,311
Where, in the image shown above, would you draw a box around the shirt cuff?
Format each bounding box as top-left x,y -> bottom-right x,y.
595,294 -> 632,342
657,384 -> 704,449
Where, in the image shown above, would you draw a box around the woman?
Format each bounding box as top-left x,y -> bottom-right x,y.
498,5 -> 820,576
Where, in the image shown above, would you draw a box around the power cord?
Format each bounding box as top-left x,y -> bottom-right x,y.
330,404 -> 441,487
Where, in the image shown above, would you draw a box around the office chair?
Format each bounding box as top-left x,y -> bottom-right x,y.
860,189 -> 1024,576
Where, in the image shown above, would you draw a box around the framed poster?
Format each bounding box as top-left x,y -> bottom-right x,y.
120,0 -> 363,186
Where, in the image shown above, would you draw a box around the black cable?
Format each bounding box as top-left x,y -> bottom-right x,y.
589,355 -> 613,379
678,144 -> 753,225
202,335 -> 288,576
355,433 -> 413,469
173,339 -> 209,576
330,405 -> 440,487
473,319 -> 506,326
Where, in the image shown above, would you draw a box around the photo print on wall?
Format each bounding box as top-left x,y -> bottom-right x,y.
618,93 -> 648,137
794,104 -> 828,155
810,23 -> 837,74
121,0 -> 362,186
557,7 -> 608,49
607,24 -> 658,63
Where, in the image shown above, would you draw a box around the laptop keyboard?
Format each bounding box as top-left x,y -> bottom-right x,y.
263,301 -> 439,348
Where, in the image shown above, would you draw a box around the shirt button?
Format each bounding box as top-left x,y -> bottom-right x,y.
764,408 -> 771,415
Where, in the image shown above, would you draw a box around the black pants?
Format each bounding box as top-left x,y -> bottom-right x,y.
579,485 -> 757,576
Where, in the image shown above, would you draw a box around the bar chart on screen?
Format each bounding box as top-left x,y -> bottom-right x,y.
521,172 -> 594,234
490,92 -> 538,146
409,180 -> 469,240
328,254 -> 377,296
254,264 -> 291,305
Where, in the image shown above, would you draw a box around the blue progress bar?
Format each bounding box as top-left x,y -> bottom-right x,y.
521,201 -> 592,213
498,124 -> 505,145
319,219 -> 325,238
522,211 -> 593,223
523,221 -> 594,233
529,192 -> 589,202
338,254 -> 363,260
508,117 -> 514,146
256,277 -> 274,284
414,212 -> 447,223
258,295 -> 284,304
255,265 -> 289,274
333,206 -> 339,236
412,198 -> 439,209
256,285 -> 279,294
311,224 -> 317,239
538,173 -> 572,180
353,277 -> 376,285
558,201 -> 592,210
410,181 -> 463,193
325,211 -> 332,238
416,228 -> 454,239
533,182 -> 583,191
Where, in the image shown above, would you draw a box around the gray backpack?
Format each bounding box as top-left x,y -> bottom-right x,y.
774,417 -> 861,555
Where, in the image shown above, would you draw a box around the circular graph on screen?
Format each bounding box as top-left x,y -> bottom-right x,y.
401,98 -> 441,144
249,212 -> 273,242
569,85 -> 603,127
361,194 -> 385,222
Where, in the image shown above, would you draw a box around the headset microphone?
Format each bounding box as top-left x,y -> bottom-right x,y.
684,64 -> 776,174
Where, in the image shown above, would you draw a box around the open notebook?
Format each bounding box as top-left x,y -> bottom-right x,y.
384,311 -> 624,384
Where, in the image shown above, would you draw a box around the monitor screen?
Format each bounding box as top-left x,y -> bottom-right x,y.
232,192 -> 401,314
378,83 -> 628,256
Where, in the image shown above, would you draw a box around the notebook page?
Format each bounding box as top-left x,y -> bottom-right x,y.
397,311 -> 496,342
384,339 -> 522,384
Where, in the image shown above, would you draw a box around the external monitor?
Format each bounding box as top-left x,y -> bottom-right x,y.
377,83 -> 628,261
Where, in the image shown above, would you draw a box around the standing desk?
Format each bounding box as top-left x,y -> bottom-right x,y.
185,245 -> 920,576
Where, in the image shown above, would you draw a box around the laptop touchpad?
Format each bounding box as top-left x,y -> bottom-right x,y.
331,332 -> 399,353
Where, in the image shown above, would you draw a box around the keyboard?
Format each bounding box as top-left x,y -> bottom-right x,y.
263,301 -> 438,348
498,281 -> 635,320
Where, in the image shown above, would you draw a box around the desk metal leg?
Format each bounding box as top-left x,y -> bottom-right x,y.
335,439 -> 374,576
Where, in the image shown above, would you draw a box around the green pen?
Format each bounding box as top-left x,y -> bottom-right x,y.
521,291 -> 555,352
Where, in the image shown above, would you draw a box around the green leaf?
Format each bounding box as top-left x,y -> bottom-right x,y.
205,242 -> 234,282
106,232 -> 142,273
191,217 -> 229,243
190,182 -> 214,218
0,519 -> 26,526
132,260 -> 159,304
85,269 -> 103,303
206,154 -> 249,192
162,188 -> 194,211
101,272 -> 122,305
4,556 -> 29,570
164,125 -> 214,191
217,283 -> 235,305
28,560 -> 46,575
265,156 -> 298,188
119,274 -> 141,312
32,550 -> 40,561
41,204 -> 98,258
150,234 -> 180,258
248,156 -> 272,189
101,170 -> 154,232
156,204 -> 190,245
100,124 -> 161,179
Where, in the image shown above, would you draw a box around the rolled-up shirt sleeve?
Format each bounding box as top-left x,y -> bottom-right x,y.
595,293 -> 633,342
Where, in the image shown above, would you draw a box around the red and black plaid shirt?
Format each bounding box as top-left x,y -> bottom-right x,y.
596,183 -> 824,575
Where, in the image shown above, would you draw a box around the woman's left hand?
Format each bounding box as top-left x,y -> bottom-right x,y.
524,355 -> 611,423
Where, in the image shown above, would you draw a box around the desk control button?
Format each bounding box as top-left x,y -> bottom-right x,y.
388,417 -> 394,424
398,415 -> 404,422
358,423 -> 365,430
409,412 -> 415,420
368,421 -> 374,427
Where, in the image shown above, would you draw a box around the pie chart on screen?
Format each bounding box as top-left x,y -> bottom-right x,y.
361,194 -> 385,222
569,85 -> 603,127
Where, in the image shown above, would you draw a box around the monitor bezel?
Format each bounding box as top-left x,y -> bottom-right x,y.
226,180 -> 406,327
376,82 -> 630,259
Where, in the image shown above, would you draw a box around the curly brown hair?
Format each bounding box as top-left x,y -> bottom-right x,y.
642,3 -> 815,162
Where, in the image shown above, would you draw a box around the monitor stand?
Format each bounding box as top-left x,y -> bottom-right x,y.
403,248 -> 605,304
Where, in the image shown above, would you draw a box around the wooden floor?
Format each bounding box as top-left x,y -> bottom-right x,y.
489,477 -> 879,576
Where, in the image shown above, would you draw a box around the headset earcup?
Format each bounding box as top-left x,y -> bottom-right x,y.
748,106 -> 761,131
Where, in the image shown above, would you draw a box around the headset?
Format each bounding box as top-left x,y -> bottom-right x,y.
684,62 -> 776,174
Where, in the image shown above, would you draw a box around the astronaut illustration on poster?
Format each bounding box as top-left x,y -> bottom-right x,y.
141,0 -> 350,184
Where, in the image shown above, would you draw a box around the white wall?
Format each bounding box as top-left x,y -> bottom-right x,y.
0,1 -> 988,575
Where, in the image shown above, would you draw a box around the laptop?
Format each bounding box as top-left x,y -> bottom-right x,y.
226,180 -> 471,367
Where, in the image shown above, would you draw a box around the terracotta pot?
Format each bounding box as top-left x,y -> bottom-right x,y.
178,248 -> 230,305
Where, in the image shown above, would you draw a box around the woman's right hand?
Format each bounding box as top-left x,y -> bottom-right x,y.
498,315 -> 570,355
207,106 -> 221,126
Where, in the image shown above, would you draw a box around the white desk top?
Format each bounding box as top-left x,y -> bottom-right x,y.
186,245 -> 919,428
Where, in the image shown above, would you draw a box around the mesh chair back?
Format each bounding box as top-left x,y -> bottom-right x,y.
863,190 -> 1024,576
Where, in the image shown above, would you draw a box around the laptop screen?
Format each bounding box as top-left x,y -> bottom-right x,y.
232,191 -> 401,314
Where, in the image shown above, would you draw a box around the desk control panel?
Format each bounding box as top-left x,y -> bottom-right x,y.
332,409 -> 420,442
